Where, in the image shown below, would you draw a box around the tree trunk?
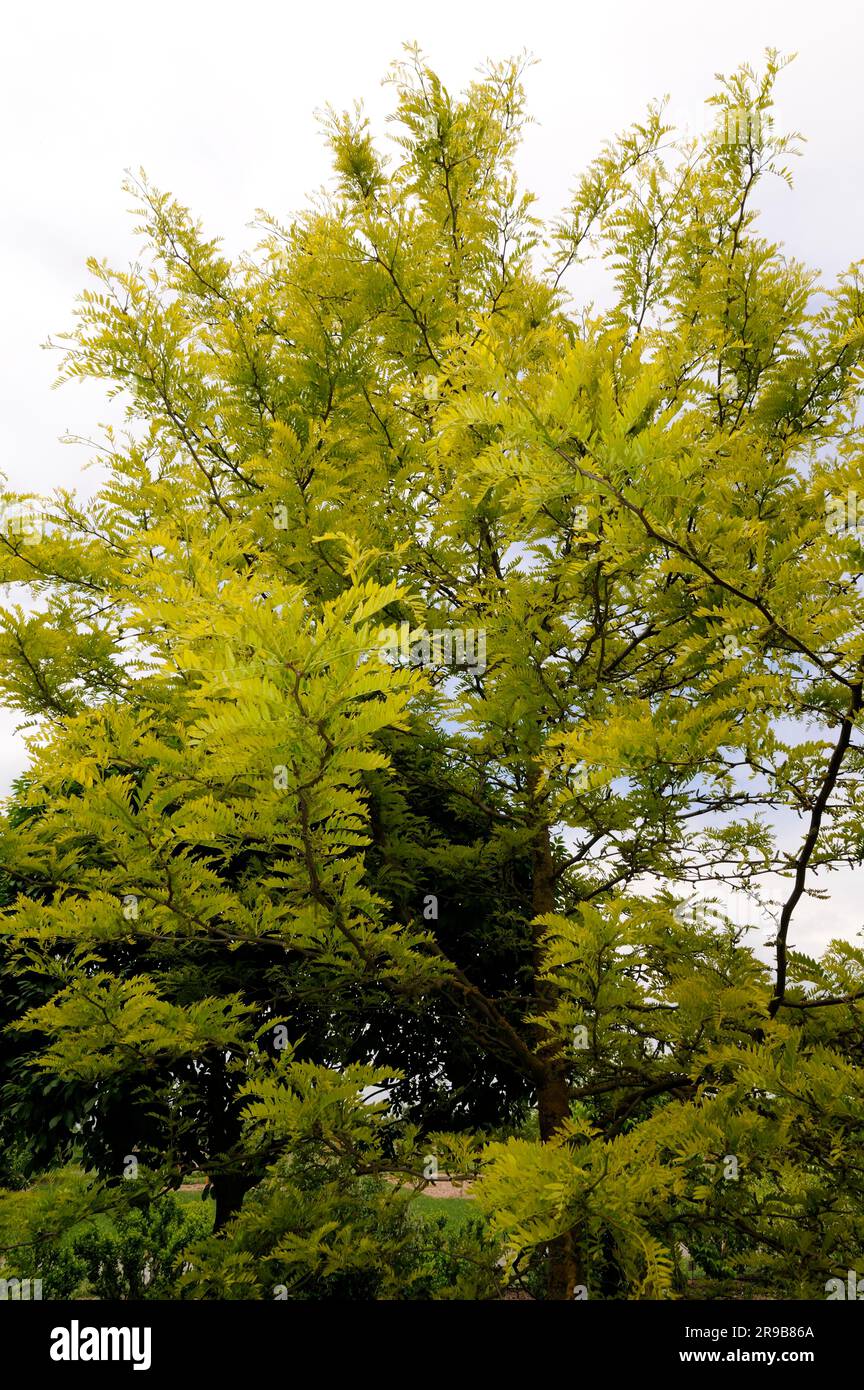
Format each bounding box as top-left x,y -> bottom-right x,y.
212,1172 -> 253,1231
538,1067 -> 580,1299
530,770 -> 580,1299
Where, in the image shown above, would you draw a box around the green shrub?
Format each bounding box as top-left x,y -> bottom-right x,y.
72,1196 -> 213,1299
181,1151 -> 502,1300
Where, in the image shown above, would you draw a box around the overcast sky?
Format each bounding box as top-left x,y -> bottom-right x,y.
2,0 -> 863,953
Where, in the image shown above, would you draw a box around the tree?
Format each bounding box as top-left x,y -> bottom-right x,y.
2,46 -> 864,1299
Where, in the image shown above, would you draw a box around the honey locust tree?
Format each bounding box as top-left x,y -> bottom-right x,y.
2,47 -> 864,1300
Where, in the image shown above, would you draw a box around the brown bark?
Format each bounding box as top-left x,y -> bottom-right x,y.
530,768 -> 580,1299
538,1067 -> 580,1298
212,1172 -> 254,1231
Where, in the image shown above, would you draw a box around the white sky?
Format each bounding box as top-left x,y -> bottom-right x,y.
2,0 -> 863,954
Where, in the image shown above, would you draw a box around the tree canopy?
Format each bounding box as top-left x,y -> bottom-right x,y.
2,46 -> 864,1300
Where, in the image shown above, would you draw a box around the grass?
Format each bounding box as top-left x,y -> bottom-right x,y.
175,1186 -> 210,1208
412,1194 -> 478,1228
53,1181 -> 475,1251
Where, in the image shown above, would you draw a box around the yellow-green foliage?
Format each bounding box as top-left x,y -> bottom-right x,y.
2,46 -> 864,1299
